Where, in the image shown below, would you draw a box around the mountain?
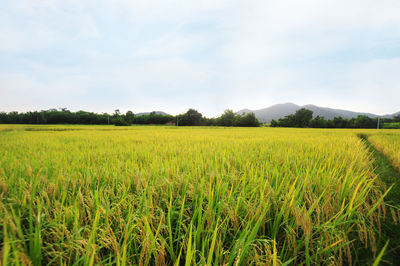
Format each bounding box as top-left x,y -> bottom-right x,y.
237,103 -> 399,123
136,111 -> 170,116
382,111 -> 400,119
301,104 -> 378,120
237,103 -> 301,123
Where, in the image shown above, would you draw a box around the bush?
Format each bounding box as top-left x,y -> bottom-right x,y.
383,122 -> 400,129
113,117 -> 130,126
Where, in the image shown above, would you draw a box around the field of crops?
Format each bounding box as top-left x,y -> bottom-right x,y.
383,122 -> 400,129
0,125 -> 397,265
368,133 -> 400,172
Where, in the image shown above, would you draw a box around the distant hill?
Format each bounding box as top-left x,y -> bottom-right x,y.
136,111 -> 170,116
237,103 -> 300,123
301,104 -> 378,120
382,111 -> 400,118
237,103 -> 399,123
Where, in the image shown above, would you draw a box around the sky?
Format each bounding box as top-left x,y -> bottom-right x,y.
1,0 -> 400,117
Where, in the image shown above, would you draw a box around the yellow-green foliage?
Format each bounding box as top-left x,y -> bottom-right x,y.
368,132 -> 400,171
0,125 -> 387,265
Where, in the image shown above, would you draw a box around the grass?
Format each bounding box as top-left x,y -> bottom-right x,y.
368,133 -> 400,172
383,122 -> 400,129
0,125 -> 397,265
358,134 -> 400,264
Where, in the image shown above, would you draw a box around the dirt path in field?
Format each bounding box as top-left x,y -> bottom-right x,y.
359,134 -> 400,264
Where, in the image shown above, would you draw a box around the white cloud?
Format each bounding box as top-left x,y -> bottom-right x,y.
338,58 -> 400,113
0,0 -> 400,115
0,72 -> 84,111
219,0 -> 400,65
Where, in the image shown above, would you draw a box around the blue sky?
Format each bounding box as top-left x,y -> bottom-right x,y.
1,0 -> 400,117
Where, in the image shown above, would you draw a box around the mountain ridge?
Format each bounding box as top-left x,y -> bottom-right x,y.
135,111 -> 170,116
237,103 -> 400,123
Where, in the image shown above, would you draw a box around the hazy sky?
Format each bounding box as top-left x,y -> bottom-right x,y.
1,0 -> 400,117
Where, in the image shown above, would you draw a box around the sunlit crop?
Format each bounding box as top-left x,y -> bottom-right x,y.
0,125 -> 388,265
369,132 -> 400,171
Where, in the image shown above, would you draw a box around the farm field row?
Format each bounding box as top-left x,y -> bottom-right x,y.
1,125 -> 399,265
368,133 -> 400,172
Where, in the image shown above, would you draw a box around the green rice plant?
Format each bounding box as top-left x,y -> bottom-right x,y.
368,132 -> 400,171
0,125 -> 391,264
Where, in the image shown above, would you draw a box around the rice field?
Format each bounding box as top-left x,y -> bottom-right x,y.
368,133 -> 400,172
0,125 -> 397,265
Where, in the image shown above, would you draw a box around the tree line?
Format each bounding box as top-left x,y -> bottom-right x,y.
0,108 -> 260,127
176,109 -> 259,127
3,107 -> 397,128
270,108 -> 400,128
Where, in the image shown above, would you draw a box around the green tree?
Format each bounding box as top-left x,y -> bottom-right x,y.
125,111 -> 135,124
270,119 -> 278,127
277,114 -> 296,127
332,117 -> 347,128
354,115 -> 376,128
113,109 -> 121,118
177,109 -> 203,126
294,108 -> 313,127
113,116 -> 130,126
218,110 -> 236,126
235,112 -> 259,127
310,116 -> 327,128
